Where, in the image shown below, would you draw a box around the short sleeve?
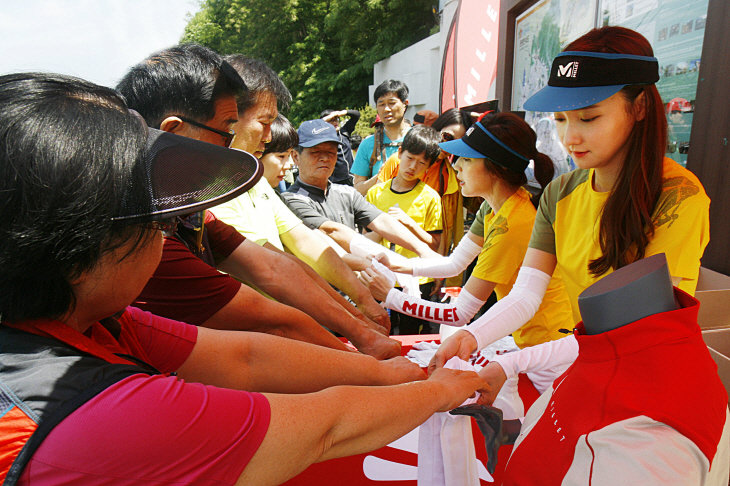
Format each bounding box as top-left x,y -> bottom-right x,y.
647,172 -> 710,291
468,201 -> 492,237
133,237 -> 241,325
123,307 -> 198,373
528,180 -> 558,255
270,187 -> 305,235
471,211 -> 530,286
350,189 -> 384,227
280,192 -> 331,230
377,153 -> 401,182
204,211 -> 246,258
351,135 -> 375,177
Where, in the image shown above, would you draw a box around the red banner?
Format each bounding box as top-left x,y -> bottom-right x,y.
441,0 -> 501,110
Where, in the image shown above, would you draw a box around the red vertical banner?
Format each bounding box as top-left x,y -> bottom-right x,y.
439,9 -> 457,112
441,0 -> 501,110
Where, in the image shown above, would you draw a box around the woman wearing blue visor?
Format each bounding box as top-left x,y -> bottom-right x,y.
360,111 -> 573,359
430,26 -> 711,404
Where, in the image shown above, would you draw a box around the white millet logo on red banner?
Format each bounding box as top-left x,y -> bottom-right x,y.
557,61 -> 579,78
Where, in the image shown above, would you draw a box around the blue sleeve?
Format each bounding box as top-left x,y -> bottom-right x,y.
351,135 -> 374,177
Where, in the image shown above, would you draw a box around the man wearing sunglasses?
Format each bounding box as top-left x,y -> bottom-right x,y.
117,44 -> 400,359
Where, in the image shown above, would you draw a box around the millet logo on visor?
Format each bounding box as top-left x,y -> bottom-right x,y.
465,126 -> 475,136
557,61 -> 579,78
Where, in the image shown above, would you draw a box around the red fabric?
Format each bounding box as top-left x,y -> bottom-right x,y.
502,289 -> 728,485
204,211 -> 246,259
134,236 -> 242,325
14,309 -> 271,486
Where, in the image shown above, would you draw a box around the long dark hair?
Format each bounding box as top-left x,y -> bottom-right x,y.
566,27 -> 666,277
0,73 -> 148,322
479,112 -> 555,207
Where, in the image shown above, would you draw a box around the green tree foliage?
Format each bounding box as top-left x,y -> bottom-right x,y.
353,103 -> 377,138
181,0 -> 438,125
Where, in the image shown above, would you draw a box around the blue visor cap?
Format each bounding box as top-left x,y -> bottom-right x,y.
439,122 -> 530,174
298,119 -> 343,148
523,51 -> 659,112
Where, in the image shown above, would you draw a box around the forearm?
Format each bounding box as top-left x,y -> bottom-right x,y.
282,228 -> 372,306
491,335 -> 578,380
202,285 -> 351,352
383,287 -> 485,326
179,328 -> 411,394
354,174 -> 379,195
401,218 -> 440,250
369,214 -> 432,257
218,241 -> 347,325
409,233 -> 483,278
466,266 -> 550,350
318,221 -> 360,252
314,381 -> 454,461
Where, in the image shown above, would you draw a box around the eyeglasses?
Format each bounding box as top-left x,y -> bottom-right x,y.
147,218 -> 179,237
441,132 -> 455,142
177,115 -> 236,148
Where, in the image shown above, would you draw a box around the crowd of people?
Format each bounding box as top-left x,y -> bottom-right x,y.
0,24 -> 727,486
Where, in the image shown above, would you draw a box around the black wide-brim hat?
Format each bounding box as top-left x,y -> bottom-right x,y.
113,127 -> 263,223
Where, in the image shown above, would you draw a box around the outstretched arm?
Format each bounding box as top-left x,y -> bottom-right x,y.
280,225 -> 390,333
237,367 -> 489,485
177,326 -> 426,393
202,283 -> 353,352
218,239 -> 400,359
368,213 -> 435,257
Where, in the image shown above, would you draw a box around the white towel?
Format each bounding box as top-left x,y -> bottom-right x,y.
417,357 -> 480,486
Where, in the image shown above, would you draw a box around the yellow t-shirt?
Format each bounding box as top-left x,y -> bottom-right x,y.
469,188 -> 574,348
211,178 -> 303,251
366,179 -> 443,285
530,157 -> 710,324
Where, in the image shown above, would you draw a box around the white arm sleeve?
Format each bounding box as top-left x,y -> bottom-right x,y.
491,335 -> 579,381
410,236 -> 483,278
383,287 -> 485,327
465,266 -> 551,350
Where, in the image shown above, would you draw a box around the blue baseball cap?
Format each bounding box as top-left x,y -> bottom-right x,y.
297,119 -> 342,148
523,51 -> 659,112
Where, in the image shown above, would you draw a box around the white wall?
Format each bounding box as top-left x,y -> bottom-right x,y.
368,0 -> 459,120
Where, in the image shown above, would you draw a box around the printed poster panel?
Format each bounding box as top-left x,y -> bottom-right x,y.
512,0 -> 598,182
599,0 -> 709,166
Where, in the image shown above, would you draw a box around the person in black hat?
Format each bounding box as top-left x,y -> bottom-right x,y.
282,119 -> 436,263
0,72 -> 488,486
118,45 -> 399,359
429,27 -> 710,390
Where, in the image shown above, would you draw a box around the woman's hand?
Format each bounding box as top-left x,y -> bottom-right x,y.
427,367 -> 491,412
428,330 -> 478,375
372,252 -> 414,274
358,266 -> 395,302
476,362 -> 508,407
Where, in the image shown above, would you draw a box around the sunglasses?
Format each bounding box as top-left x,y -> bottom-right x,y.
441,132 -> 455,142
148,218 -> 179,237
177,116 -> 236,148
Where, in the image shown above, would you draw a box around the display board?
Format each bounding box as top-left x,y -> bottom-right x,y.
511,0 -> 597,179
599,0 -> 709,166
